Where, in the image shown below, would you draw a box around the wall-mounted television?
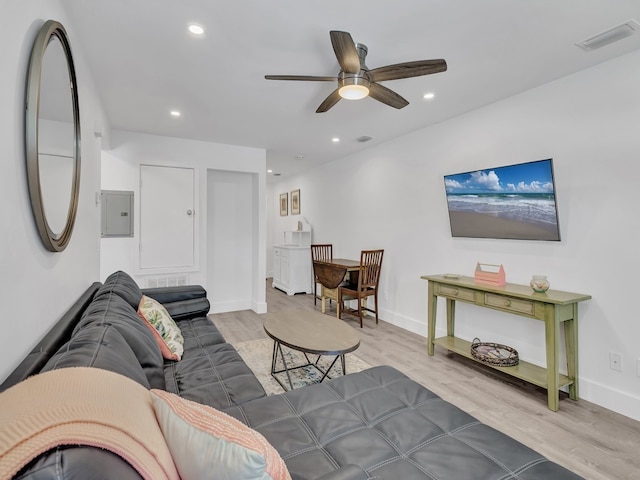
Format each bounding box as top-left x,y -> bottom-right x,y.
444,158 -> 561,241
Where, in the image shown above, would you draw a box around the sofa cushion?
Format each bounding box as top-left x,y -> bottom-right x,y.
224,365 -> 583,480
138,295 -> 184,361
96,271 -> 143,309
177,316 -> 227,353
164,341 -> 266,409
75,294 -> 165,389
41,325 -> 151,389
150,389 -> 290,480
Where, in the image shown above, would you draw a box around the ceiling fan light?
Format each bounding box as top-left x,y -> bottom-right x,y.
339,84 -> 369,100
338,75 -> 370,100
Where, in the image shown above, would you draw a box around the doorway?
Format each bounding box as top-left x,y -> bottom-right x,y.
207,170 -> 256,312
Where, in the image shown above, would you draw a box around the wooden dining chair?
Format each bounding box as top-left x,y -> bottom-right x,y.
338,249 -> 384,328
310,244 -> 333,305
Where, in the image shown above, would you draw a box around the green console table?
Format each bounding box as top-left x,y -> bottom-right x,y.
422,274 -> 591,411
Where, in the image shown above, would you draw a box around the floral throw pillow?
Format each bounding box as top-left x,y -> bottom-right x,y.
138,295 -> 184,361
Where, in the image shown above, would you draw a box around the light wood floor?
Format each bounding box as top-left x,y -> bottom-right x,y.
210,280 -> 640,480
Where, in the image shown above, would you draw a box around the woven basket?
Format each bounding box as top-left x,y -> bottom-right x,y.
470,338 -> 519,367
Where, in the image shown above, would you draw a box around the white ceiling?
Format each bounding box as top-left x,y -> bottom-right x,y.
61,1 -> 640,182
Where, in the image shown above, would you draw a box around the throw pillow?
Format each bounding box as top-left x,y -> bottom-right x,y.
150,389 -> 291,480
138,295 -> 184,361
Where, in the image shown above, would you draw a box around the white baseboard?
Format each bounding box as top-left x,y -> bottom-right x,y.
208,298 -> 267,315
379,308 -> 426,337
379,308 -> 640,423
209,299 -> 252,314
252,300 -> 267,314
579,377 -> 640,422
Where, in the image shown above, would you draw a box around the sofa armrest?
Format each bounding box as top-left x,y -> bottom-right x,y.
141,285 -> 210,321
141,285 -> 206,304
315,465 -> 369,480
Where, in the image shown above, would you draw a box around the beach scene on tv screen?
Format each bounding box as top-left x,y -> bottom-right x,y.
444,159 -> 560,241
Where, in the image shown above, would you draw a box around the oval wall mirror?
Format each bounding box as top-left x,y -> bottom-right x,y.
25,20 -> 81,252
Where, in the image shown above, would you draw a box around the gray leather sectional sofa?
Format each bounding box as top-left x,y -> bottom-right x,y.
1,271 -> 582,479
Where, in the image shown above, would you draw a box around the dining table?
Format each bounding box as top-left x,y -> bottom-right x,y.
312,258 -> 361,315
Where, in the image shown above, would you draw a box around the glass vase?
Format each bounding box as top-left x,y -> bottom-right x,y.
530,275 -> 550,293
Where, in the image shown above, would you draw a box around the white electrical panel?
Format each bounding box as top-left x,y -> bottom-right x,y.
101,190 -> 134,237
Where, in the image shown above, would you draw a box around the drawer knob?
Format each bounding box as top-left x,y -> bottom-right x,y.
452,289 -> 458,295
504,299 -> 511,307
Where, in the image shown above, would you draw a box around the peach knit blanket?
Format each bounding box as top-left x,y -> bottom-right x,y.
0,367 -> 178,479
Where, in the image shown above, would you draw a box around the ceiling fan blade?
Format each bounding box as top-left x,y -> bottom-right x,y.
316,89 -> 341,113
368,83 -> 409,109
330,31 -> 360,74
265,75 -> 336,81
369,59 -> 447,82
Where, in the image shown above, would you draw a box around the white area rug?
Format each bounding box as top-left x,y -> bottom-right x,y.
234,338 -> 371,395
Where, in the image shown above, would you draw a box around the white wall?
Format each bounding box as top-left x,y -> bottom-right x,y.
0,1 -> 107,381
268,50 -> 640,421
100,130 -> 267,313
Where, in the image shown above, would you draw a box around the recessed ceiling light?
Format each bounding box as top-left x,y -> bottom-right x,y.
332,137 -> 340,143
170,110 -> 181,117
423,92 -> 435,100
267,169 -> 273,173
188,23 -> 205,35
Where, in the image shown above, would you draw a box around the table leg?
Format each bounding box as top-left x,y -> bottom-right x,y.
271,340 -> 278,373
318,355 -> 341,382
446,298 -> 456,337
427,281 -> 437,355
544,304 -> 560,411
565,305 -> 579,400
271,341 -> 294,391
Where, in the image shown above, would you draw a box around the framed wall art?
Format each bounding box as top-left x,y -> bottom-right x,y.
279,192 -> 288,216
291,189 -> 300,215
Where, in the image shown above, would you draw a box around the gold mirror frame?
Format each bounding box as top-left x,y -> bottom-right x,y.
25,20 -> 81,252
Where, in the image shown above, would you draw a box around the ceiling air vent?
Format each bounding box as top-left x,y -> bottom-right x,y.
356,135 -> 373,143
576,19 -> 640,51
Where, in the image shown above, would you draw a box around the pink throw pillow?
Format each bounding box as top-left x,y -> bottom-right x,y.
150,389 -> 291,480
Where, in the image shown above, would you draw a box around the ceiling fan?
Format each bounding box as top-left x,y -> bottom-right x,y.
265,30 -> 447,113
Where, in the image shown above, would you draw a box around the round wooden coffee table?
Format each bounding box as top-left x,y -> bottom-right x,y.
263,309 -> 360,391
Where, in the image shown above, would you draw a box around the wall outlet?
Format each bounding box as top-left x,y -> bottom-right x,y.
609,352 -> 622,372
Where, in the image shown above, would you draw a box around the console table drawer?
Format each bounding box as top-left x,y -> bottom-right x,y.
484,293 -> 534,315
436,284 -> 476,302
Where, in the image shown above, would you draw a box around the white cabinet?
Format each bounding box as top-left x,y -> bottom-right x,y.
273,229 -> 312,295
272,245 -> 312,295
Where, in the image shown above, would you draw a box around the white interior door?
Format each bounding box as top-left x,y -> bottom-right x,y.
140,165 -> 195,269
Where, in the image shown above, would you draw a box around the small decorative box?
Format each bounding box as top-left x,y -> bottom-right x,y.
474,263 -> 506,286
